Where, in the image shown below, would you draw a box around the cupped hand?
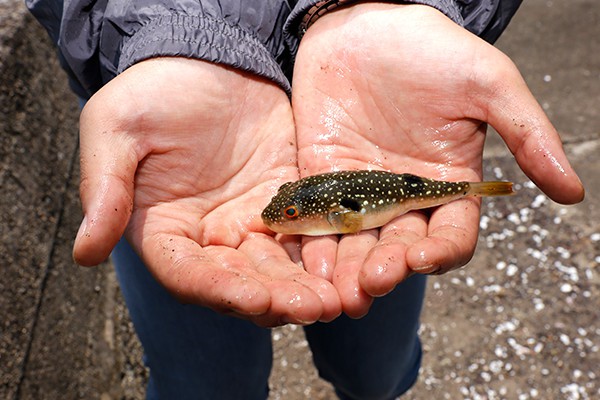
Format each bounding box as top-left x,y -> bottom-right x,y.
73,58 -> 341,327
292,4 -> 584,316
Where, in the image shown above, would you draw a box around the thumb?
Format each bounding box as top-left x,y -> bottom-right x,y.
73,101 -> 138,266
477,54 -> 584,204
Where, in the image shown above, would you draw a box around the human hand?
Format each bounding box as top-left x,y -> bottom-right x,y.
73,58 -> 341,327
292,4 -> 584,316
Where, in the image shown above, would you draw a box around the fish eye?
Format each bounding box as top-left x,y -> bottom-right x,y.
283,205 -> 299,219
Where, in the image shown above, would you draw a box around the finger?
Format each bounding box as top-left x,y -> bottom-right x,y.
301,235 -> 339,281
478,56 -> 584,204
406,197 -> 481,274
139,233 -> 272,316
359,212 -> 428,296
333,230 -> 378,318
73,103 -> 138,266
240,234 -> 342,324
278,236 -> 345,321
278,234 -> 303,265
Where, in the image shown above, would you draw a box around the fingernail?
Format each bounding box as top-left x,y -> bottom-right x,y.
72,216 -> 89,265
75,215 -> 89,242
281,316 -> 314,326
411,264 -> 440,274
427,268 -> 446,276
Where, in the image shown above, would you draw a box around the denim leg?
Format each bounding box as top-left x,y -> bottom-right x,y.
111,238 -> 273,400
304,274 -> 427,400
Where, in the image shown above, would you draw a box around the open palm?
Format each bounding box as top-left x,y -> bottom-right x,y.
292,4 -> 584,316
73,58 -> 341,326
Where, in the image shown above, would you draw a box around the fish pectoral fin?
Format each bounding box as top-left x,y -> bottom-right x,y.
327,209 -> 363,234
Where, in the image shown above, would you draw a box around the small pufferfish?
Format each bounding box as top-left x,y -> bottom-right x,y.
261,170 -> 514,235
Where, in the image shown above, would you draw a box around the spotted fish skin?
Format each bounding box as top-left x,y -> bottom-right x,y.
261,170 -> 514,236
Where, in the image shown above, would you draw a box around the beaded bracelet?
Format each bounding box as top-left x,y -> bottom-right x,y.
299,0 -> 363,37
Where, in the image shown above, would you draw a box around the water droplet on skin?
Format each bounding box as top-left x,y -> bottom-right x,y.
375,264 -> 387,276
546,152 -> 566,174
431,139 -> 449,151
317,97 -> 345,142
310,258 -> 332,279
367,157 -> 384,169
533,147 -> 566,174
288,293 -> 302,305
310,143 -> 335,161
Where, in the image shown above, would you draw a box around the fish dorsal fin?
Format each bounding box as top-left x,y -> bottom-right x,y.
277,181 -> 295,192
327,207 -> 363,234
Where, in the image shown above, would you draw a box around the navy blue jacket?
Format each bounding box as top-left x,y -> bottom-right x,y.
26,0 -> 522,98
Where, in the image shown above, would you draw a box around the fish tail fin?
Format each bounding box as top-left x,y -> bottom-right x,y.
468,181 -> 515,197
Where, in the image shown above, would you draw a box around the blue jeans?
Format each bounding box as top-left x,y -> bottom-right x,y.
112,238 -> 426,400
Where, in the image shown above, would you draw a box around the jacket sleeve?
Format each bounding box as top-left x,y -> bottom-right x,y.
26,0 -> 294,98
285,0 -> 523,49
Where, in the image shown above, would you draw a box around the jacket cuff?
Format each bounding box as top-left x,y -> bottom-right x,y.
117,13 -> 291,95
285,0 -> 464,39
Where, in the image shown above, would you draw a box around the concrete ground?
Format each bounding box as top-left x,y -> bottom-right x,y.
1,1 -> 598,399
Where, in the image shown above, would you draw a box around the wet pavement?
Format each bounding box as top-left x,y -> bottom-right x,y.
1,1 -> 598,399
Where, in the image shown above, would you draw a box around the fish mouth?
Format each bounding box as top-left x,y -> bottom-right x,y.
261,216 -> 335,236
